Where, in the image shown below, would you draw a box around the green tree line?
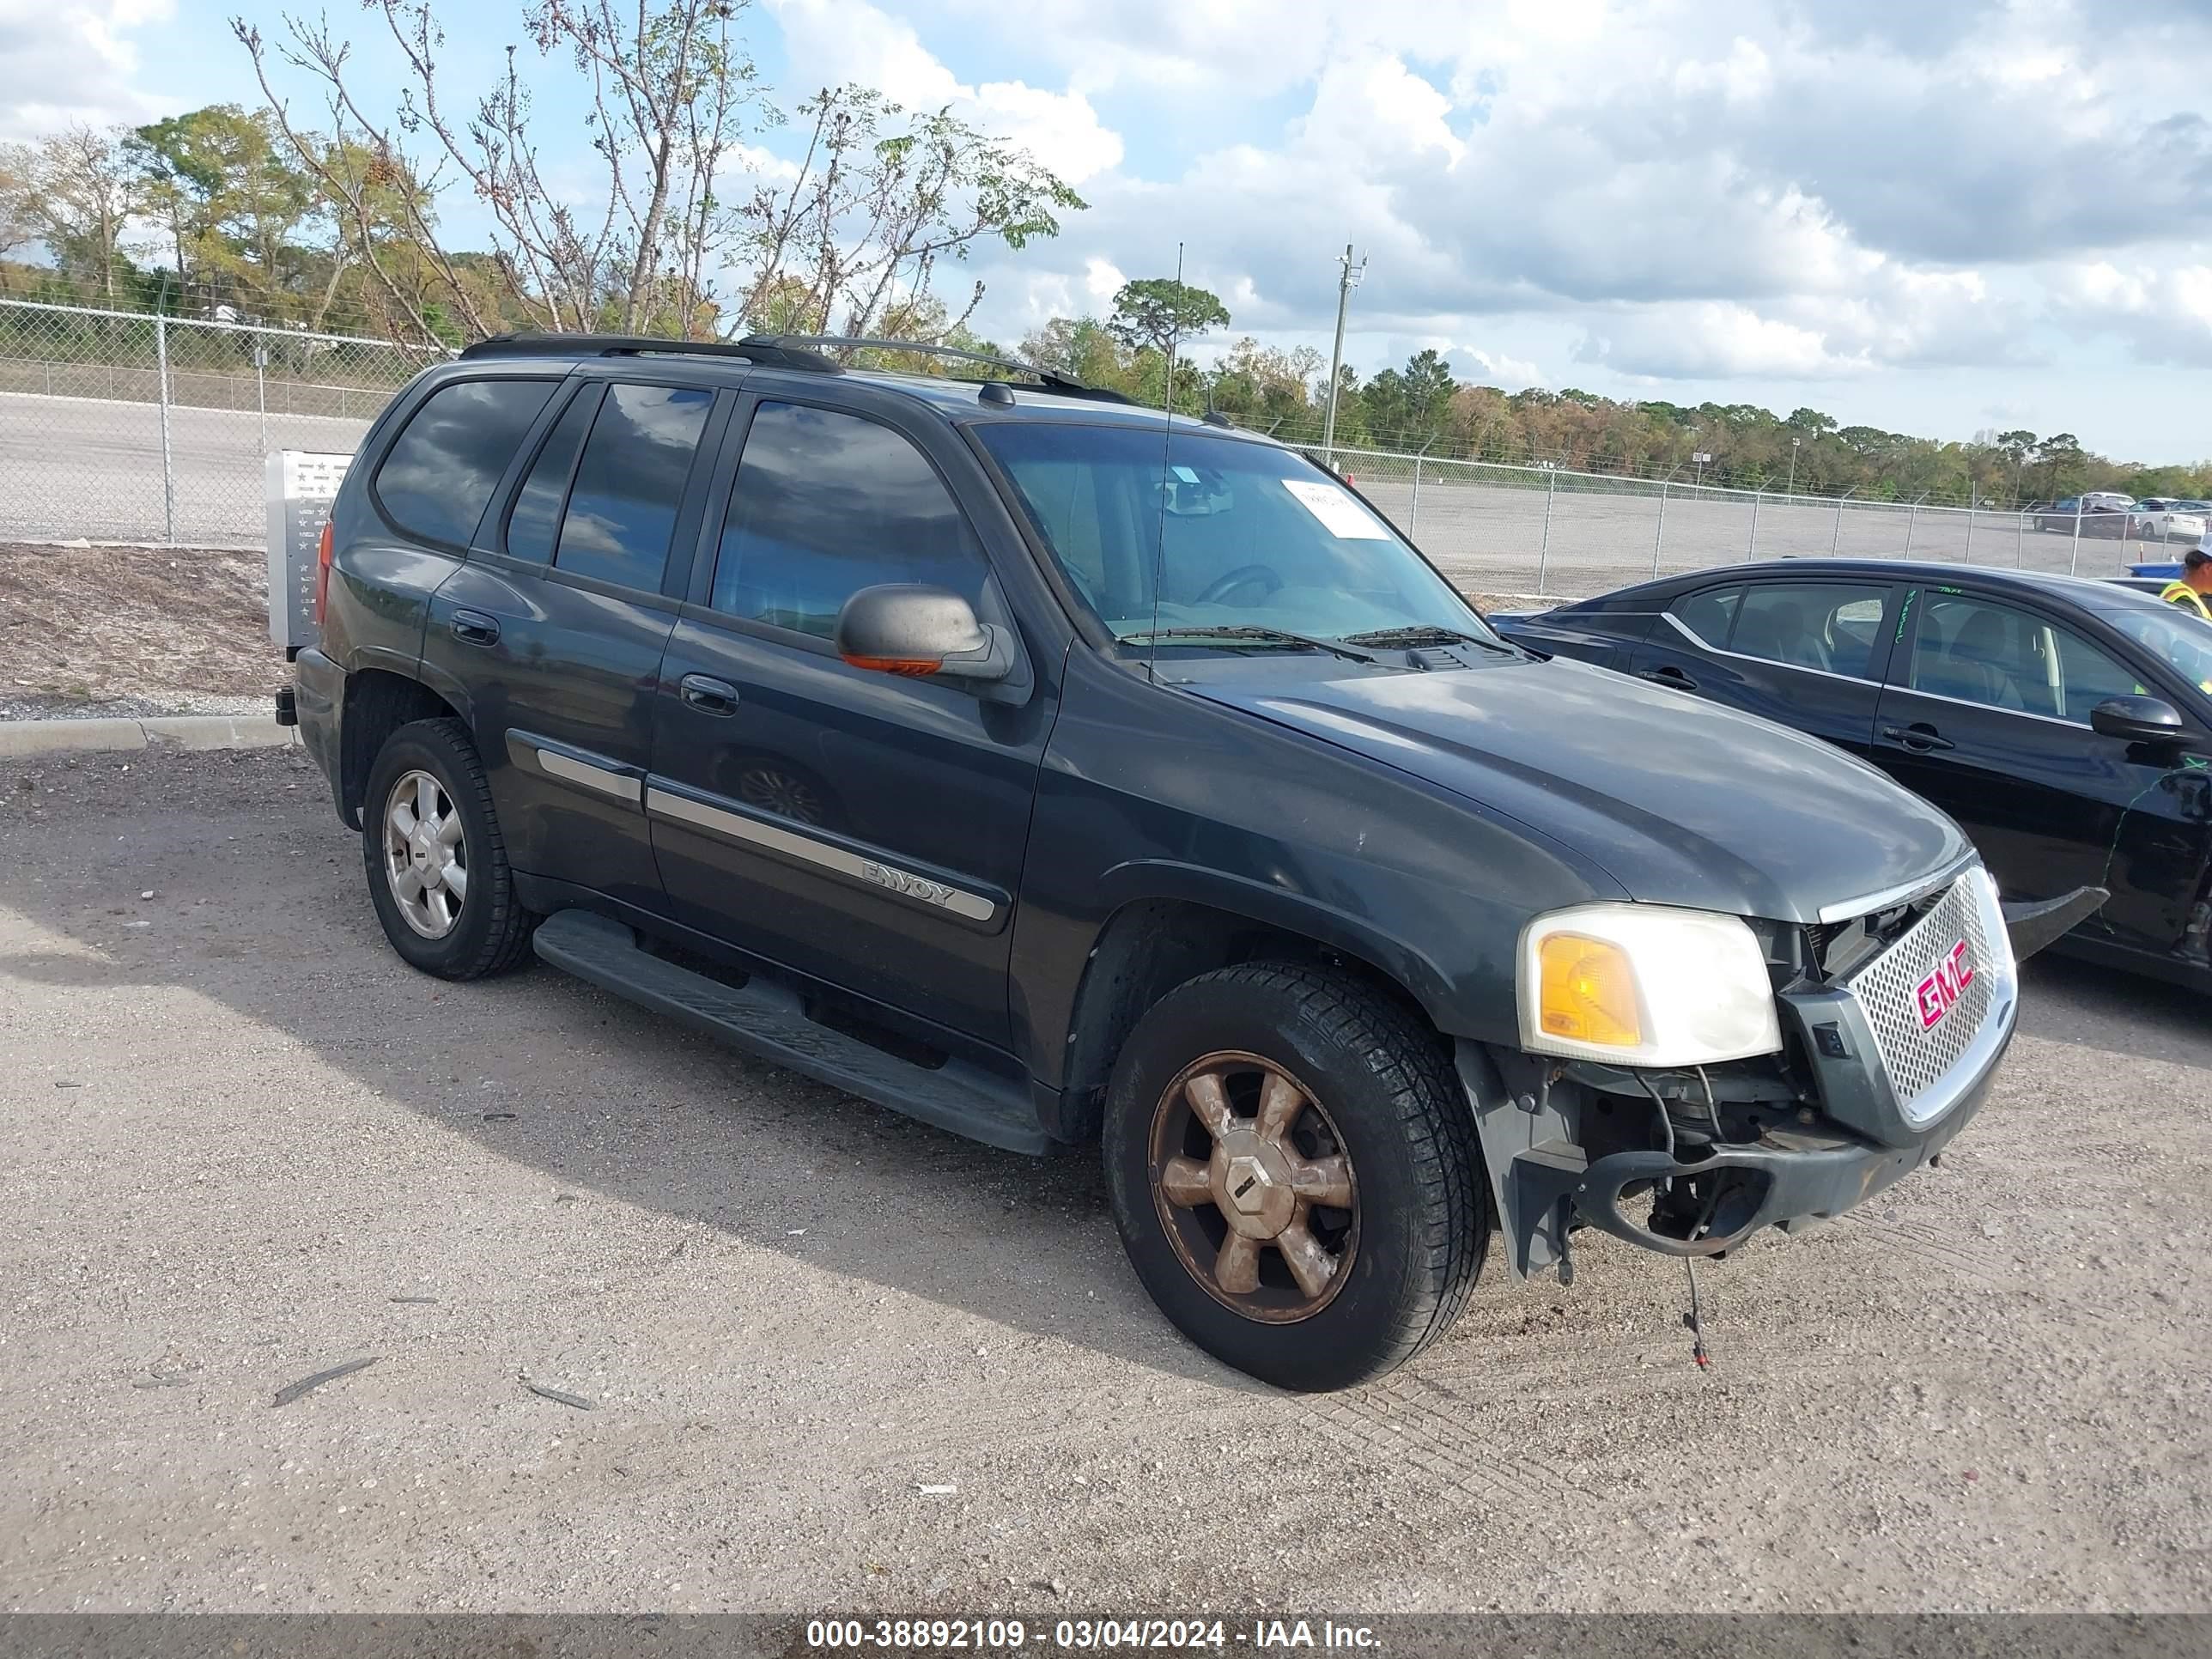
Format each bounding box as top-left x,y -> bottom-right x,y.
1013,282 -> 2209,509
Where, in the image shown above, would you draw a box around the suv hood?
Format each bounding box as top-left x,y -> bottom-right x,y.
1182,653 -> 1971,925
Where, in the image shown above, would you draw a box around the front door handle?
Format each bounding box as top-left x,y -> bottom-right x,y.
679,673 -> 741,715
1638,665 -> 1698,690
1882,722 -> 1954,752
450,609 -> 500,647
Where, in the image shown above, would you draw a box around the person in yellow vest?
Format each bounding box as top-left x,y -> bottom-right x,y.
2161,548 -> 2212,620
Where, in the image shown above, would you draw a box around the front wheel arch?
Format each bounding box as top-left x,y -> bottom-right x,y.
1054,890 -> 1451,1144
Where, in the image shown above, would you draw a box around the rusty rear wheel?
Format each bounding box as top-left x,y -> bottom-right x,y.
1105,963 -> 1486,1391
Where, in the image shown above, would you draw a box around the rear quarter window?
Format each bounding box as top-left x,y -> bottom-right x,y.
373,378 -> 559,547
1668,586 -> 1742,647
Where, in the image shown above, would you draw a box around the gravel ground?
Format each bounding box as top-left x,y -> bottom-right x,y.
1,748 -> 2208,1616
0,542 -> 280,722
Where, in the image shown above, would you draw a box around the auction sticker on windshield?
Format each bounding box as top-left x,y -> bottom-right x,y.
1281,479 -> 1391,538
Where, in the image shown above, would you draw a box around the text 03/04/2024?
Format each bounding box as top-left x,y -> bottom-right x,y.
804,1618 -> 1382,1650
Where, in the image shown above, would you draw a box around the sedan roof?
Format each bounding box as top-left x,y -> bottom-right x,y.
1570,558 -> 2187,620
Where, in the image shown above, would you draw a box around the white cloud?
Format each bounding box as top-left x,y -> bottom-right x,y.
1453,347 -> 1544,390
1082,257 -> 1124,307
1673,37 -> 1775,104
915,0 -> 2212,427
2051,255 -> 2212,365
0,0 -> 173,139
763,0 -> 1123,184
1576,304 -> 1849,380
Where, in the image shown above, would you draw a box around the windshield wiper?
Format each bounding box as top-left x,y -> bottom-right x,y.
1340,624 -> 1515,654
1121,625 -> 1382,665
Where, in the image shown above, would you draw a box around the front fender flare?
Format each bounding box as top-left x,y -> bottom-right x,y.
1090,858 -> 1467,1031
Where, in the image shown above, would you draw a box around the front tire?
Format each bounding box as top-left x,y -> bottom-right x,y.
361,717 -> 535,980
1103,963 -> 1486,1391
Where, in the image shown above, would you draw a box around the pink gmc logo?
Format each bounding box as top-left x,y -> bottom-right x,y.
1914,940 -> 1976,1030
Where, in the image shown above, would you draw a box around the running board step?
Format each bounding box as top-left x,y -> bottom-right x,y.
532,908 -> 1054,1155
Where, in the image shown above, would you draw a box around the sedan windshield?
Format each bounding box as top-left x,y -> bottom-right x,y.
2110,608 -> 2212,697
975,422 -> 1498,648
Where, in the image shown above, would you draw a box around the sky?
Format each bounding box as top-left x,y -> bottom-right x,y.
6,0 -> 2211,463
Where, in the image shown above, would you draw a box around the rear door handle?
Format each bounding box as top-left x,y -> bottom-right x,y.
450,610 -> 500,647
679,673 -> 741,715
1882,723 -> 1954,752
1638,665 -> 1698,690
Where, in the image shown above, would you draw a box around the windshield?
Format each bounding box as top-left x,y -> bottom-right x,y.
2109,608 -> 2212,697
975,423 -> 1498,648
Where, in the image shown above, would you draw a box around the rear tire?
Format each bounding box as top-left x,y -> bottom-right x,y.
1103,963 -> 1486,1391
361,718 -> 536,981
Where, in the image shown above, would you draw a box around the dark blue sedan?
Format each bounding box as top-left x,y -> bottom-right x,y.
1492,561 -> 2212,992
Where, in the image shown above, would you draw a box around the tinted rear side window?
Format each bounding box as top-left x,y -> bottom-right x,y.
1733,581 -> 1889,678
506,390 -> 597,564
554,384 -> 714,591
374,379 -> 557,547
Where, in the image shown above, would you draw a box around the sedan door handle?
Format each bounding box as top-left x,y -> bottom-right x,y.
678,673 -> 741,715
1882,722 -> 1954,752
450,609 -> 500,647
1638,665 -> 1698,690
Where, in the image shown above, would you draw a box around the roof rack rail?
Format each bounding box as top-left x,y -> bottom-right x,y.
457,332 -> 842,374
755,334 -> 1135,404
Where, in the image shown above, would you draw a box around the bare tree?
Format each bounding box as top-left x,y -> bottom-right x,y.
239,0 -> 762,340
233,0 -> 1082,344
728,86 -> 1083,341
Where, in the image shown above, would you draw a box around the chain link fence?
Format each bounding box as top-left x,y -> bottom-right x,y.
0,300 -> 2192,596
1328,448 -> 2189,598
0,299 -> 442,548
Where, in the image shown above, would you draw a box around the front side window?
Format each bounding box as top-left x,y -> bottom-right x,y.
711,402 -> 987,639
553,383 -> 714,590
374,378 -> 557,547
2048,625 -> 2151,720
1728,582 -> 1889,678
1907,593 -> 2151,721
975,423 -> 1495,647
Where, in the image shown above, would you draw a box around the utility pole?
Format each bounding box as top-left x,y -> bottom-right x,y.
1787,436 -> 1800,498
1321,243 -> 1365,468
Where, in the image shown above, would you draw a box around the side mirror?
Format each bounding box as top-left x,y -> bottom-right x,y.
834,584 -> 1013,684
2089,695 -> 2185,745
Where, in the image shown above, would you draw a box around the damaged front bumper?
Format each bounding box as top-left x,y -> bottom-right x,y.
1466,872 -> 2051,1283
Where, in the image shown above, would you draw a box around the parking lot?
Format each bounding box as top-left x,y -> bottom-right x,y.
0,390 -> 2171,599
3,744 -> 2208,1614
0,392 -> 364,549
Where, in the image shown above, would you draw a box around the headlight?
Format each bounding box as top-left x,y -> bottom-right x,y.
1517,903 -> 1783,1066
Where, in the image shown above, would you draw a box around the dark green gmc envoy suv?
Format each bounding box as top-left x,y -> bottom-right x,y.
281,333 -> 2096,1389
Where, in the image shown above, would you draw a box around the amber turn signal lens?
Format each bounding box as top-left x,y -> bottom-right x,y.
840,654 -> 942,677
1536,933 -> 1643,1048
